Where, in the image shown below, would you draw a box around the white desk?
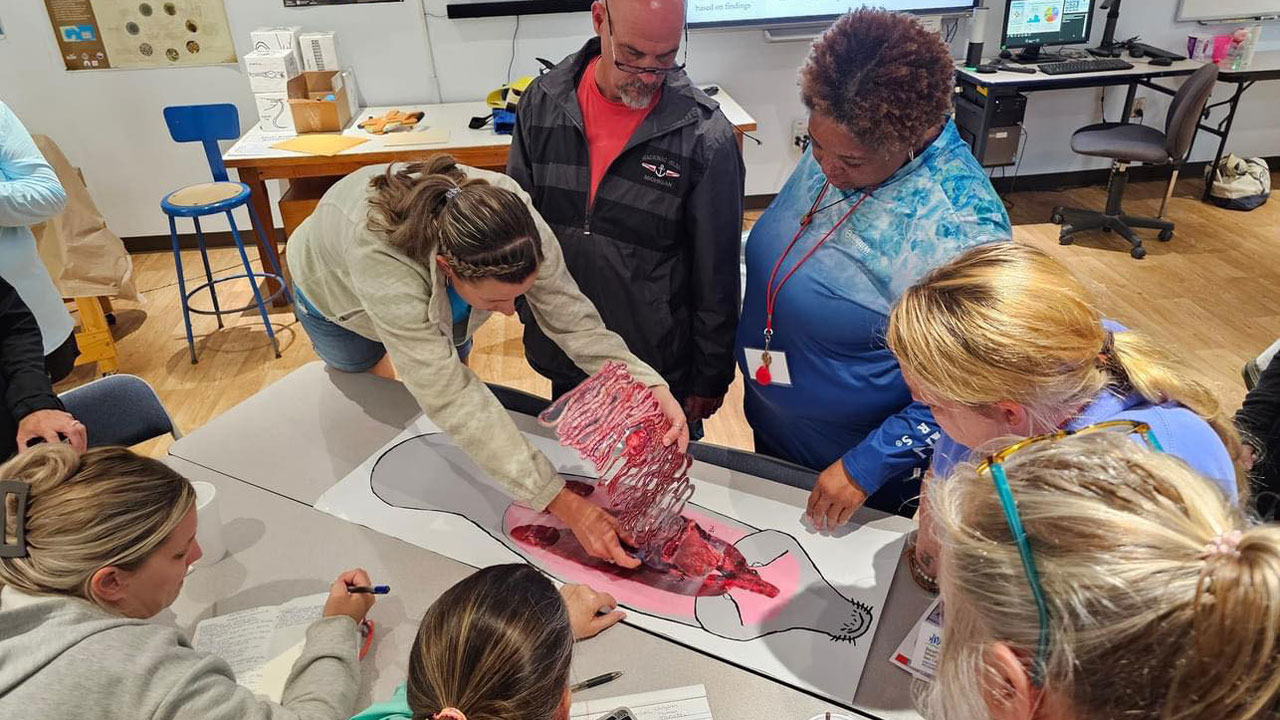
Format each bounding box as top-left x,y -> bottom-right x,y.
955,56 -> 1205,88
167,363 -> 930,719
222,89 -> 757,300
954,57 -> 1205,167
225,92 -> 758,164
1191,51 -> 1280,200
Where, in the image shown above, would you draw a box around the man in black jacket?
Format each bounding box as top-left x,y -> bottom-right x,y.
0,277 -> 84,459
508,0 -> 744,431
1239,345 -> 1280,518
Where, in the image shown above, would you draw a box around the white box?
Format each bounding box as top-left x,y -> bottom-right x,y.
244,49 -> 300,93
299,31 -> 340,72
250,25 -> 302,69
254,92 -> 296,132
339,68 -> 360,119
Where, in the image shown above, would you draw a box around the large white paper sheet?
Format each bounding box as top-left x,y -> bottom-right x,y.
316,416 -> 906,708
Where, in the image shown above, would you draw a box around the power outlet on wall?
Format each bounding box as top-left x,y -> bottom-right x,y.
792,119 -> 810,150
1130,97 -> 1147,121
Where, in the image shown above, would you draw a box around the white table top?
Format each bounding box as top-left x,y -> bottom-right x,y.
223,86 -> 757,163
956,56 -> 1205,87
1219,49 -> 1280,80
167,363 -> 930,719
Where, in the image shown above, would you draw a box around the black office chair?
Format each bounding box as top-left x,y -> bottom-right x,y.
1051,63 -> 1219,259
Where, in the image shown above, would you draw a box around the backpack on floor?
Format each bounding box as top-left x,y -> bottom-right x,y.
1204,155 -> 1271,211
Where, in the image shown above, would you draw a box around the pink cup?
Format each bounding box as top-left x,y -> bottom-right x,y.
1212,35 -> 1233,64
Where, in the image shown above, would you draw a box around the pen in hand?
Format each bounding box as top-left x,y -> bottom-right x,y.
346,585 -> 391,595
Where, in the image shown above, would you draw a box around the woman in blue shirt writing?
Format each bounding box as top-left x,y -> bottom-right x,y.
886,243 -> 1245,588
736,9 -> 1010,525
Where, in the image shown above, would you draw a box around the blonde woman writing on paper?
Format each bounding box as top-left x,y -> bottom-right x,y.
0,445 -> 375,720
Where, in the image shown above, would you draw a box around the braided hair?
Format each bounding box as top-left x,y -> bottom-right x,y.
366,154 -> 544,284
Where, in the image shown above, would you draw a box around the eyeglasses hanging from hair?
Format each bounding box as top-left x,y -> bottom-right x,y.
603,0 -> 689,76
975,420 -> 1164,686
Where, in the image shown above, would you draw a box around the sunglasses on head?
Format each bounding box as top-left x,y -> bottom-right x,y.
976,420 -> 1163,686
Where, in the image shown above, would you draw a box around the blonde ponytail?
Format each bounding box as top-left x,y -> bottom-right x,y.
887,244 -> 1244,485
922,432 -> 1280,720
366,154 -> 543,283
1111,330 -> 1247,473
0,446 -> 195,606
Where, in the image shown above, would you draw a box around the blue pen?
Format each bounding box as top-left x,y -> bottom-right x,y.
347,585 -> 391,595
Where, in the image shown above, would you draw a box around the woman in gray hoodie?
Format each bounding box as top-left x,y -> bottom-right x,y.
0,445 -> 374,719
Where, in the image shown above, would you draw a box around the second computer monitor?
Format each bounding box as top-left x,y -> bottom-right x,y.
1001,0 -> 1097,62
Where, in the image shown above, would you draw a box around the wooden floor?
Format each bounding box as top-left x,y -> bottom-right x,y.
60,173 -> 1279,458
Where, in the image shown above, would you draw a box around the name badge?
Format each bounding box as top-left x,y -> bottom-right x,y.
744,348 -> 793,387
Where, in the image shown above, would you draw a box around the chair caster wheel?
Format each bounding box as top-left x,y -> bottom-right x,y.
1102,226 -> 1112,233
1059,227 -> 1074,245
1050,212 -> 1064,224
1130,246 -> 1147,259
106,313 -> 117,326
1158,229 -> 1174,241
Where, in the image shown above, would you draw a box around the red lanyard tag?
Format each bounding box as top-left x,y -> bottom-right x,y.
757,183 -> 870,386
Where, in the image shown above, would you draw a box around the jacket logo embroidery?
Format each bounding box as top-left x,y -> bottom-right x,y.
641,162 -> 681,179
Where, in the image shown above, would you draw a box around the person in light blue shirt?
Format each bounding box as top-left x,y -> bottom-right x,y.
735,9 -> 1010,527
0,102 -> 76,381
886,243 -> 1244,588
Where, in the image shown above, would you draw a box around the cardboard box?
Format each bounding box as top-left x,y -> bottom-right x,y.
244,49 -> 300,93
288,71 -> 353,133
250,25 -> 302,69
299,31 -> 340,72
254,93 -> 296,132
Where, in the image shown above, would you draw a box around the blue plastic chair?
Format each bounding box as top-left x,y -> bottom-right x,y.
161,104 -> 289,363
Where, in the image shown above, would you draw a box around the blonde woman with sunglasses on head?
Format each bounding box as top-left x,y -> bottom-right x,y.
886,243 -> 1245,588
922,431 -> 1280,720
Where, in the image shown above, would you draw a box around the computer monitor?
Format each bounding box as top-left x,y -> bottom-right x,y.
1000,1 -> 1097,63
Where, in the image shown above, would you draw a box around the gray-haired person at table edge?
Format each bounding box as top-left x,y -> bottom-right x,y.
286,154 -> 689,568
0,445 -> 376,719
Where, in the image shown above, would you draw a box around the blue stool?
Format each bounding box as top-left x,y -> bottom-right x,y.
161,104 -> 290,364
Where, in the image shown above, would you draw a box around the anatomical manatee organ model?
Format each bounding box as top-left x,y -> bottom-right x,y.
314,363 -> 909,705
363,363 -> 879,644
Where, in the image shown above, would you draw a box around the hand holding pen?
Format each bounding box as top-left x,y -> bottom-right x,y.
323,568 -> 379,623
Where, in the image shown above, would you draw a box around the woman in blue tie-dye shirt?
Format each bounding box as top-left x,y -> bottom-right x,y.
736,9 -> 1010,526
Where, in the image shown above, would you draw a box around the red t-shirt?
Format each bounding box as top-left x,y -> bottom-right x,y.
577,56 -> 658,205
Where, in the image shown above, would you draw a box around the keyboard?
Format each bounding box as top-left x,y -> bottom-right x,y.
1038,58 -> 1135,75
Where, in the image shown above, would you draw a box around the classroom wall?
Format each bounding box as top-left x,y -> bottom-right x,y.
966,1 -> 1280,180
1,0 -> 1277,239
0,0 -> 437,237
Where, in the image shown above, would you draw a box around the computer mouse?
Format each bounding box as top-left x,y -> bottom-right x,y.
1150,56 -> 1173,66
976,64 -> 998,74
1129,46 -> 1145,58
999,49 -> 1012,59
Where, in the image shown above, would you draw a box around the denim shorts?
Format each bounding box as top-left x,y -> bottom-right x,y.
294,289 -> 387,372
294,288 -> 472,371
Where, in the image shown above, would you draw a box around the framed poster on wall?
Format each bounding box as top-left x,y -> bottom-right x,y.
44,0 -> 236,70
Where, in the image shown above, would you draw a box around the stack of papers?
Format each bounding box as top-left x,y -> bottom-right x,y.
569,685 -> 712,720
192,593 -> 334,702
